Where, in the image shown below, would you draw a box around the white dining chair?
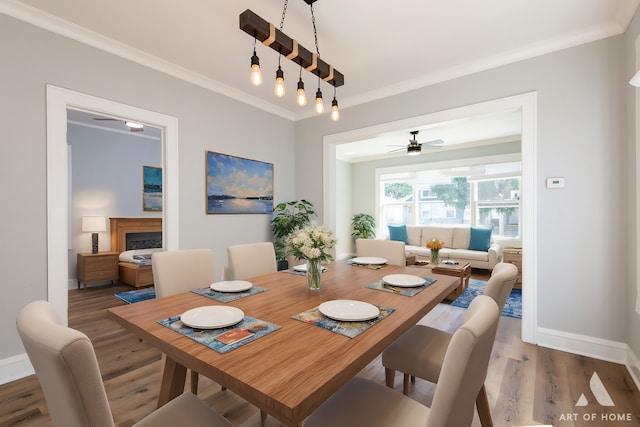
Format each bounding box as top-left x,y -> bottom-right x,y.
303,295 -> 500,427
226,242 -> 277,280
16,300 -> 233,427
382,262 -> 518,426
151,248 -> 216,394
355,238 -> 406,266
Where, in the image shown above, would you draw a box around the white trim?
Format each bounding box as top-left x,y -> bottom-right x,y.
323,92 -> 538,344
0,1 -> 294,121
634,34 -> 640,315
537,327 -> 629,365
0,353 -> 34,386
46,85 -> 179,326
626,347 -> 640,392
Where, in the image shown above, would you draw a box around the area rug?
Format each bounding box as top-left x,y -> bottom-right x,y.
450,279 -> 522,319
114,287 -> 156,304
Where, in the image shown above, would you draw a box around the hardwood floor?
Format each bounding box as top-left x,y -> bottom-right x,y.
2,276 -> 639,427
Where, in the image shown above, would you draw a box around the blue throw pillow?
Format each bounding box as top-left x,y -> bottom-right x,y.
388,225 -> 408,243
468,227 -> 492,251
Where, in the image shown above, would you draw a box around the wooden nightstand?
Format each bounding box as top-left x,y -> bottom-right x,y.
503,248 -> 522,288
77,252 -> 119,289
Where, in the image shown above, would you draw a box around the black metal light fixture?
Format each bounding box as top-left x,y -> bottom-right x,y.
330,87 -> 339,121
296,67 -> 307,106
240,0 -> 342,119
250,35 -> 263,87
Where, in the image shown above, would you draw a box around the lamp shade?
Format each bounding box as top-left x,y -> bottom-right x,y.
82,216 -> 107,233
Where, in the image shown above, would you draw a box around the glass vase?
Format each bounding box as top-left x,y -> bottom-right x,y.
430,249 -> 440,266
306,259 -> 322,290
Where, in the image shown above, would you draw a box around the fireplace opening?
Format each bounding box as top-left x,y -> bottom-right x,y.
126,232 -> 162,250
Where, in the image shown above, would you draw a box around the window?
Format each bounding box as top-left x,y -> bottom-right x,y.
378,162 -> 521,242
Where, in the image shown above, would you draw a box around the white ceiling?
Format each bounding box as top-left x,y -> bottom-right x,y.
2,0 -> 638,159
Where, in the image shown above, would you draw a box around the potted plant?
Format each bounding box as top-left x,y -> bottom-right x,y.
351,213 -> 376,240
271,199 -> 316,270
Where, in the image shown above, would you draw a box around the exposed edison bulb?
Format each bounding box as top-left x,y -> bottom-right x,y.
274,66 -> 285,97
315,89 -> 324,114
331,98 -> 339,121
250,51 -> 262,87
296,78 -> 307,106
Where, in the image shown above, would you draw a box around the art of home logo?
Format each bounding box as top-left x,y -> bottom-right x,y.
558,372 -> 633,423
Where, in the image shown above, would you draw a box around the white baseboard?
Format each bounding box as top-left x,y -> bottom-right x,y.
0,353 -> 34,386
537,327 -> 640,390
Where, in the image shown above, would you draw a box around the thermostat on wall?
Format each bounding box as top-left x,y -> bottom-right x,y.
546,177 -> 565,188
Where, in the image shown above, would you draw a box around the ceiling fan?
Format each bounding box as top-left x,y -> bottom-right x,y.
387,130 -> 444,156
92,117 -> 145,132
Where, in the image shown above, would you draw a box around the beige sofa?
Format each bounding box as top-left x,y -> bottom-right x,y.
401,225 -> 502,270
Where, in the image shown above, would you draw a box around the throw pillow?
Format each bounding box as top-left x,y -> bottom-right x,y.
468,227 -> 492,251
388,225 -> 408,243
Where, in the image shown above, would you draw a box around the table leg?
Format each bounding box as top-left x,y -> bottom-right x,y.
157,356 -> 187,408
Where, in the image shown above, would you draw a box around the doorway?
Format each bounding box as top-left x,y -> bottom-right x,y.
322,92 -> 537,344
46,85 -> 179,325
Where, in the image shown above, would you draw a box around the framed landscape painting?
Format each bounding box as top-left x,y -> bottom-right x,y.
143,166 -> 162,212
206,151 -> 273,214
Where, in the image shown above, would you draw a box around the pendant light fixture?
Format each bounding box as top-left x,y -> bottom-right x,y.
250,35 -> 263,87
240,0 -> 343,120
296,67 -> 307,106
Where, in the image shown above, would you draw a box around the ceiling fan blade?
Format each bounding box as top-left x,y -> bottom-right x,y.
388,147 -> 406,153
93,118 -> 120,121
423,139 -> 445,146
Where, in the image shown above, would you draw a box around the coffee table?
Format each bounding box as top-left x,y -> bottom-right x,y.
412,259 -> 471,301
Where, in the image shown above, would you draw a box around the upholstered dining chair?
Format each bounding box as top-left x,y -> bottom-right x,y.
16,300 -> 233,427
382,262 -> 519,427
303,295 -> 500,427
355,238 -> 406,266
151,248 -> 216,394
225,242 -> 277,280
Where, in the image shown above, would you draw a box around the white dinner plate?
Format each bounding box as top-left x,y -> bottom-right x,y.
318,300 -> 380,322
382,274 -> 426,288
210,280 -> 253,292
292,264 -> 327,272
180,306 -> 244,329
350,257 -> 388,265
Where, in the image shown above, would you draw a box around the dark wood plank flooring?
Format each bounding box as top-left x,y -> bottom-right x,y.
1,274 -> 639,427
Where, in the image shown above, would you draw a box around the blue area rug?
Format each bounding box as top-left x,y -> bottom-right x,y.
450,279 -> 521,318
114,287 -> 156,304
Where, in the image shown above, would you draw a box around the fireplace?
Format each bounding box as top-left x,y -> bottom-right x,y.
110,217 -> 163,254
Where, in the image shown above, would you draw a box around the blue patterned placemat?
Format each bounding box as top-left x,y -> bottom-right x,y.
191,285 -> 268,303
291,306 -> 395,339
157,315 -> 281,354
366,277 -> 436,297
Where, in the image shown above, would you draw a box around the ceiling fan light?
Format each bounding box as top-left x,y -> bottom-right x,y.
125,121 -> 144,129
407,144 -> 421,155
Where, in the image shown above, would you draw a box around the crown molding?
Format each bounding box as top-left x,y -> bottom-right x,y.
0,0 -> 296,121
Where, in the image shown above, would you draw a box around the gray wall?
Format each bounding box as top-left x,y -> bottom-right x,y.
296,36 -> 628,344
0,14 -> 295,366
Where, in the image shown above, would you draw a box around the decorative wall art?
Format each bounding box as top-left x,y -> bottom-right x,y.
142,166 -> 162,212
206,151 -> 273,214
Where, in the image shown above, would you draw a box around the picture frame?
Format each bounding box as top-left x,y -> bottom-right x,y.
142,165 -> 162,212
206,151 -> 273,214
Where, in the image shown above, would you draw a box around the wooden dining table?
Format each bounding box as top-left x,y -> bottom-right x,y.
107,261 -> 459,427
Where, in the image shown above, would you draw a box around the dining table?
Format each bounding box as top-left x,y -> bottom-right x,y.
107,260 -> 460,427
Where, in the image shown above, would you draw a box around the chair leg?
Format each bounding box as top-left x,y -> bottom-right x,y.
190,370 -> 199,395
402,373 -> 410,395
385,367 -> 395,388
476,384 -> 494,427
411,375 -> 416,383
260,410 -> 267,426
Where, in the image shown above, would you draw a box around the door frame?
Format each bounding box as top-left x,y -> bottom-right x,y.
46,85 -> 179,324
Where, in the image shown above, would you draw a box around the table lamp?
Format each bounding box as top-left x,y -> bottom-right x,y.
82,216 -> 106,254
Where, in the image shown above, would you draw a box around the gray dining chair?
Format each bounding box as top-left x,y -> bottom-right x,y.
225,242 -> 277,280
382,262 -> 518,426
355,238 -> 406,266
303,295 -> 500,427
16,300 -> 233,427
151,248 -> 216,394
